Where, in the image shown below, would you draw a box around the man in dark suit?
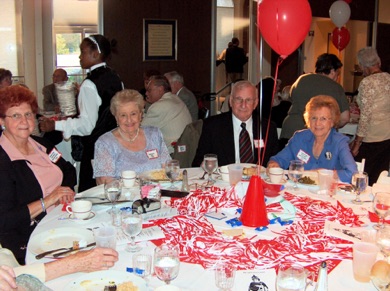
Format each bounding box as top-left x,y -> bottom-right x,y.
192,80 -> 279,167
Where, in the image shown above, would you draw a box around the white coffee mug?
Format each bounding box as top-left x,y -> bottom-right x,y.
122,170 -> 136,187
66,200 -> 92,219
218,166 -> 229,182
269,167 -> 284,184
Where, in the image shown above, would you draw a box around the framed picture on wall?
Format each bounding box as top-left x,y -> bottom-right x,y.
143,19 -> 177,61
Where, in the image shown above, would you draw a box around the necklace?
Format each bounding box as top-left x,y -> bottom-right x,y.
118,127 -> 140,143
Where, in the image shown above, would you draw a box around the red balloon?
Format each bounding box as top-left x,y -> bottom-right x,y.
258,0 -> 312,58
331,27 -> 350,51
343,0 -> 352,3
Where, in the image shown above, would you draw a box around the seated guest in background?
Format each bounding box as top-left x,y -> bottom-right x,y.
42,68 -> 68,113
256,77 -> 281,120
0,246 -> 118,288
142,75 -> 192,154
0,85 -> 76,264
192,80 -> 279,167
0,68 -> 12,89
280,53 -> 350,148
271,85 -> 292,128
350,47 -> 390,185
268,95 -> 357,183
164,71 -> 198,121
94,89 -> 170,184
139,69 -> 160,113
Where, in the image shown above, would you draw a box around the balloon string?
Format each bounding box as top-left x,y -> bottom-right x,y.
260,56 -> 284,165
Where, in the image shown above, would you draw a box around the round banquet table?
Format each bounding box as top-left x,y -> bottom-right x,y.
26,167 -> 382,290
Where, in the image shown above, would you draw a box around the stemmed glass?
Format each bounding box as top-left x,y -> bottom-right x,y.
165,160 -> 180,190
351,172 -> 368,204
288,160 -> 304,190
202,154 -> 218,185
154,243 -> 180,287
104,179 -> 122,214
376,226 -> 390,262
121,210 -> 142,252
373,192 -> 390,230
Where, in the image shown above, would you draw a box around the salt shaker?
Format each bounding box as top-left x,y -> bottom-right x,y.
181,169 -> 189,192
314,261 -> 328,291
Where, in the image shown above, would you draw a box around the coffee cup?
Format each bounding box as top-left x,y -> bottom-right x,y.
269,167 -> 284,184
218,166 -> 229,182
66,200 -> 92,219
122,170 -> 136,187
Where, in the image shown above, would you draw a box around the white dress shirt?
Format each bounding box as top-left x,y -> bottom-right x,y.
54,63 -> 106,139
232,114 -> 254,163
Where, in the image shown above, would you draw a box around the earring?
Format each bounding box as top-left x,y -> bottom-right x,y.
1,125 -> 5,131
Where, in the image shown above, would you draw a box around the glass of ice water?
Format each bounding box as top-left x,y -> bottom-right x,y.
154,243 -> 180,286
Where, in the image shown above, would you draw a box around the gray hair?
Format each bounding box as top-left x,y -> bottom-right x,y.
231,80 -> 256,98
164,71 -> 184,85
357,47 -> 381,68
149,75 -> 171,93
110,89 -> 144,115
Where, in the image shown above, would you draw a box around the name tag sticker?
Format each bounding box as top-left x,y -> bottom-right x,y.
297,149 -> 310,164
146,149 -> 159,160
254,139 -> 264,148
178,145 -> 187,153
48,148 -> 62,163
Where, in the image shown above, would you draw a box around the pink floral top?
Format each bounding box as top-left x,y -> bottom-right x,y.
356,72 -> 390,142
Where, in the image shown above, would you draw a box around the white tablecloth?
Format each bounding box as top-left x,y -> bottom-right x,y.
26,167 -> 381,290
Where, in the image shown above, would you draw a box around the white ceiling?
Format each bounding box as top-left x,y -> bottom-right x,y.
53,0 -> 98,26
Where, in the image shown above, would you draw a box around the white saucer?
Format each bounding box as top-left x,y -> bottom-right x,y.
68,211 -> 95,221
264,178 -> 287,185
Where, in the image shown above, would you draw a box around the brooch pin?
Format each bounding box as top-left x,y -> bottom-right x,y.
325,152 -> 332,160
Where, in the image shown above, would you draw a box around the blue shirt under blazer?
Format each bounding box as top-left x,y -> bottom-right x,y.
270,128 -> 357,183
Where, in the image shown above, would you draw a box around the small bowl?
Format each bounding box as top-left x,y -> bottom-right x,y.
218,166 -> 229,182
261,179 -> 283,197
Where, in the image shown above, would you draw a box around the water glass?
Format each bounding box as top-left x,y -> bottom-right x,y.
353,242 -> 379,282
203,154 -> 218,184
93,226 -> 117,250
228,164 -> 243,186
288,160 -> 304,190
154,244 -> 180,285
133,254 -> 152,278
373,192 -> 390,230
276,262 -> 310,291
215,263 -> 236,290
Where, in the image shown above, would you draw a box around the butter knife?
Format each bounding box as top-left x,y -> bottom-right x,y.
53,242 -> 96,258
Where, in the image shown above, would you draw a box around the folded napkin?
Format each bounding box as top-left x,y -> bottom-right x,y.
372,183 -> 390,193
368,211 -> 390,223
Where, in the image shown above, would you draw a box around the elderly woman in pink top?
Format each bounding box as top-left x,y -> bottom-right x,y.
0,85 -> 76,264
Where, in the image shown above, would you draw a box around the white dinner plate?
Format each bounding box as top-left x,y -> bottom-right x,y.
63,270 -> 147,291
139,168 -> 183,182
227,163 -> 265,180
264,177 -> 287,185
297,170 -> 319,185
28,227 -> 94,258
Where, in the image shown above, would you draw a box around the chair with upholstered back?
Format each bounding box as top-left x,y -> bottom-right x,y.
172,119 -> 203,168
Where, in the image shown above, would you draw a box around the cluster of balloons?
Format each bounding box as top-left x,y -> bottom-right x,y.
257,0 -> 312,59
329,0 -> 352,51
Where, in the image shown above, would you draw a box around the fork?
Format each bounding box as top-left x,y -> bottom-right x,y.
75,196 -> 106,200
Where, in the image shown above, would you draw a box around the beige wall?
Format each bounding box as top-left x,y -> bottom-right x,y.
303,18 -> 369,93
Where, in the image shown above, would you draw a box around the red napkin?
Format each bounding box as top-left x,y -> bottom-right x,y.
62,203 -> 69,212
368,211 -> 390,223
